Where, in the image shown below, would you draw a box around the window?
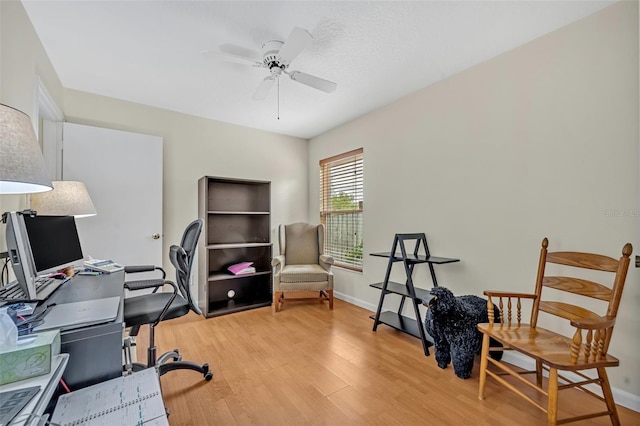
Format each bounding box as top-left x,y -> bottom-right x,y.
320,148 -> 363,271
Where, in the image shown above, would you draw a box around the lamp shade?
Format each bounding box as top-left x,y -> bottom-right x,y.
30,180 -> 97,218
0,104 -> 53,194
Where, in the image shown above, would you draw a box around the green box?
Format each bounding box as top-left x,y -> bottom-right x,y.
0,330 -> 60,385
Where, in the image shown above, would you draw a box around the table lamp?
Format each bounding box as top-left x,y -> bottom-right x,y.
0,104 -> 53,194
30,181 -> 97,218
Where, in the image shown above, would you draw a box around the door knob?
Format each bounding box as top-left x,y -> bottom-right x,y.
152,233 -> 160,240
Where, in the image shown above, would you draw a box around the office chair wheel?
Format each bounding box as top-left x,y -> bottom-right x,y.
203,364 -> 213,381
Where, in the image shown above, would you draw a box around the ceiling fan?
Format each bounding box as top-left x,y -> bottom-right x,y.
203,27 -> 337,101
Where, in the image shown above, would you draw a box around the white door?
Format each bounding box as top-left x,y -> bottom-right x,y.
61,122 -> 163,271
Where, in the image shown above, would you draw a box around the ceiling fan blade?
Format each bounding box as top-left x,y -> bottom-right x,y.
277,27 -> 312,65
218,43 -> 262,62
252,76 -> 276,100
201,50 -> 262,67
289,71 -> 337,93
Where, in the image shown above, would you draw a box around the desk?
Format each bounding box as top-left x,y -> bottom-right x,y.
33,271 -> 125,390
0,354 -> 68,426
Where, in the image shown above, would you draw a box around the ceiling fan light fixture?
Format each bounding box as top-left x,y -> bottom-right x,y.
262,40 -> 285,68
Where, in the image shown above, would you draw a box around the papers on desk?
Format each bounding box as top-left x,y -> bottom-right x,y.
0,302 -> 37,316
51,368 -> 168,426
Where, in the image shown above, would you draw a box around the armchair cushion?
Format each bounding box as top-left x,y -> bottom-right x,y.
279,264 -> 330,283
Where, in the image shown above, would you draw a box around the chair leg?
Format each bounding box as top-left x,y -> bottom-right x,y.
478,333 -> 490,400
274,291 -> 283,312
123,337 -> 135,374
598,367 -> 621,426
158,359 -> 213,381
327,290 -> 334,310
547,368 -> 559,426
157,349 -> 181,365
536,360 -> 543,387
147,325 -> 157,367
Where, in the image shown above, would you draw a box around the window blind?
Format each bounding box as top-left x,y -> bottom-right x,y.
319,148 -> 363,271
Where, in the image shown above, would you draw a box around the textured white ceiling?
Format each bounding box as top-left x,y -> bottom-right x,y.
21,1 -> 615,139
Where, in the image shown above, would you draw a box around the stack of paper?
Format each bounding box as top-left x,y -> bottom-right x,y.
227,262 -> 256,275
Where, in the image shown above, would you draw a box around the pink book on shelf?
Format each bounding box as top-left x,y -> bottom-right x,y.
227,262 -> 254,275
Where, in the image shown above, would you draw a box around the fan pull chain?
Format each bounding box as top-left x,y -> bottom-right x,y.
277,77 -> 280,120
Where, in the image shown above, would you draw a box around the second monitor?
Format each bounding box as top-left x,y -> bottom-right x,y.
23,215 -> 84,276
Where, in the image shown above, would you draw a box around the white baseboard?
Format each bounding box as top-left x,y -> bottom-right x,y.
334,291 -> 640,413
335,290 -> 378,312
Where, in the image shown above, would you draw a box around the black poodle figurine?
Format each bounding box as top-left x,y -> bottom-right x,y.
423,286 -> 503,379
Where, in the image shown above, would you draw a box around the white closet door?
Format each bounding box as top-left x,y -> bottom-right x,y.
62,122 -> 163,271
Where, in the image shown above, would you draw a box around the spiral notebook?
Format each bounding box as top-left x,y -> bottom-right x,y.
51,368 -> 168,425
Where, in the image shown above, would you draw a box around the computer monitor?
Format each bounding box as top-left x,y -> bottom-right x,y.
4,211 -> 38,299
22,215 -> 84,276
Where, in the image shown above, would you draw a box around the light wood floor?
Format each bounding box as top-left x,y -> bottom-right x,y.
135,299 -> 640,425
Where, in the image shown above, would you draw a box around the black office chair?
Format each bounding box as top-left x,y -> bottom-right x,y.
122,219 -> 212,381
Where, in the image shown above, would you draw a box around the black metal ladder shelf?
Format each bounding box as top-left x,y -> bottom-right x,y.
369,233 -> 459,356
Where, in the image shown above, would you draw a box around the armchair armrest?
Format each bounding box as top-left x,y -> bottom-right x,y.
319,254 -> 335,271
319,254 -> 334,265
272,255 -> 285,273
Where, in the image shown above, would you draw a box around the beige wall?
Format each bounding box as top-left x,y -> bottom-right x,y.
1,0 -> 308,277
0,0 -> 64,249
63,89 -> 309,266
309,2 -> 639,400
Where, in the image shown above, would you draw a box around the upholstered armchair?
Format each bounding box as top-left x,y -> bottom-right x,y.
272,223 -> 334,312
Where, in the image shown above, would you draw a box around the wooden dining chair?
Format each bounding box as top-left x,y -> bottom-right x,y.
477,237 -> 632,425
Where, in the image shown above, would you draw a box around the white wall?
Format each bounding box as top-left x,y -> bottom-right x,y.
1,0 -> 308,286
63,89 -> 309,277
0,0 -> 64,250
309,1 -> 639,401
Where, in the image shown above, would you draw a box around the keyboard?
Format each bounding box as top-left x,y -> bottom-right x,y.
0,281 -> 26,300
0,276 -> 69,302
35,276 -> 55,291
0,386 -> 41,426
